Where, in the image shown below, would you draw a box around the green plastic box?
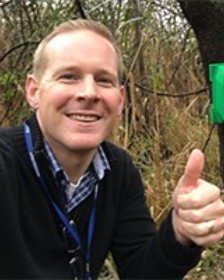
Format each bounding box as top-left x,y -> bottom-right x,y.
209,63 -> 224,123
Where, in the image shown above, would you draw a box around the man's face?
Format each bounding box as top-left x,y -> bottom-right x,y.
26,30 -> 124,156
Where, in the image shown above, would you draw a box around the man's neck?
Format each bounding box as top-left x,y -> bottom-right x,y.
50,144 -> 96,184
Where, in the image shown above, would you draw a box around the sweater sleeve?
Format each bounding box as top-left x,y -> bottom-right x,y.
110,152 -> 202,279
160,210 -> 202,267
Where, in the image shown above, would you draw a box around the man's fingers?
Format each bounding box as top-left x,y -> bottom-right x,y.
177,191 -> 223,218
181,149 -> 204,189
176,179 -> 220,209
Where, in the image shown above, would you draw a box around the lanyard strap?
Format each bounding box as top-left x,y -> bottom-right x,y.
23,123 -> 97,279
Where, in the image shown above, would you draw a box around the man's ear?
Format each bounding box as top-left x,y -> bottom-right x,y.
25,75 -> 40,110
117,86 -> 125,116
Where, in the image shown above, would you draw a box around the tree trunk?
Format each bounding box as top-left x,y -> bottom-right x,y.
177,0 -> 224,184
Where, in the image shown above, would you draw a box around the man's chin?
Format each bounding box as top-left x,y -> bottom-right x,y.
68,141 -> 101,153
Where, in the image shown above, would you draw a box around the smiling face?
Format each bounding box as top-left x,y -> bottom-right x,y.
26,30 -> 124,158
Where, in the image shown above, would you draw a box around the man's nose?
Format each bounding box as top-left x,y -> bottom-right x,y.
75,77 -> 100,101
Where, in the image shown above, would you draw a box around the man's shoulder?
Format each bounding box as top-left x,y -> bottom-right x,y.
0,124 -> 21,139
102,140 -> 134,167
0,125 -> 23,151
0,126 -> 13,143
102,140 -> 129,157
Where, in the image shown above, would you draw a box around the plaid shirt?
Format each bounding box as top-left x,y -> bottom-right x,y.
44,141 -> 110,213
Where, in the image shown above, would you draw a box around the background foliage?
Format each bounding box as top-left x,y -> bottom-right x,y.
0,0 -> 222,279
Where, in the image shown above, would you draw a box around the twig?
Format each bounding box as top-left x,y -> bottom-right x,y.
135,83 -> 208,97
202,124 -> 215,153
0,41 -> 38,64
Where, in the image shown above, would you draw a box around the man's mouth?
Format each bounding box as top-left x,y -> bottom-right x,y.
67,114 -> 100,122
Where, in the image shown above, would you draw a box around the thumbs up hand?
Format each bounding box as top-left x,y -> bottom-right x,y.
172,149 -> 224,247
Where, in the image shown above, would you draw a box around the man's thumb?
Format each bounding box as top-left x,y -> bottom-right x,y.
180,149 -> 204,189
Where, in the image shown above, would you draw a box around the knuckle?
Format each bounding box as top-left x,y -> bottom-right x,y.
190,195 -> 201,208
198,225 -> 207,236
176,196 -> 184,208
187,223 -> 204,236
220,201 -> 224,211
215,187 -> 221,197
192,237 -> 205,247
190,210 -> 202,223
219,230 -> 224,240
220,206 -> 224,215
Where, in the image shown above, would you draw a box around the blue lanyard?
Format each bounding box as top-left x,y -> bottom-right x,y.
23,123 -> 97,279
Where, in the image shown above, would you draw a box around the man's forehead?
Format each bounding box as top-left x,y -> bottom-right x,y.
46,30 -> 113,50
45,31 -> 118,65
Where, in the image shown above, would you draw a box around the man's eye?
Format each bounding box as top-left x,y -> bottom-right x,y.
97,77 -> 114,87
60,73 -> 80,81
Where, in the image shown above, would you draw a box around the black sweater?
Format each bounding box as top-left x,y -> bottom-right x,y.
0,114 -> 201,279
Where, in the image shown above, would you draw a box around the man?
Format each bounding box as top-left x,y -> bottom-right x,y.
0,19 -> 223,279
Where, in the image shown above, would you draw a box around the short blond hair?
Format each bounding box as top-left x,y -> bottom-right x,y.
32,19 -> 124,83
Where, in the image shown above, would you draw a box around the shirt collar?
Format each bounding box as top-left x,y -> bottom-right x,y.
44,140 -> 110,181
92,145 -> 110,180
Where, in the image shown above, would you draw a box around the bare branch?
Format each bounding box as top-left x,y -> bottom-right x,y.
135,83 -> 208,97
0,41 -> 38,64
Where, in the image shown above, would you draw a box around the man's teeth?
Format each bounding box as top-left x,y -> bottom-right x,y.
70,115 -> 98,122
